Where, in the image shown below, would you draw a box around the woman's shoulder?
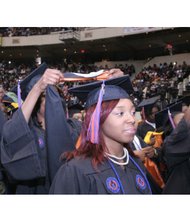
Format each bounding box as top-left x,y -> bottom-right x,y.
62,157 -> 95,174
62,156 -> 110,175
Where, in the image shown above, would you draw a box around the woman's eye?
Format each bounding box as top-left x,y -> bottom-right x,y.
115,112 -> 124,116
131,111 -> 136,116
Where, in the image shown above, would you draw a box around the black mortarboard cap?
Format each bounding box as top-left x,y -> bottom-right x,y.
68,103 -> 84,118
69,76 -> 133,144
68,75 -> 134,108
68,102 -> 84,111
177,95 -> 190,106
11,63 -> 48,100
138,96 -> 160,117
155,101 -> 182,130
138,95 -> 160,109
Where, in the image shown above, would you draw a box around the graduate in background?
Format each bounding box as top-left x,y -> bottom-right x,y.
136,96 -> 161,142
156,101 -> 190,194
50,76 -> 152,194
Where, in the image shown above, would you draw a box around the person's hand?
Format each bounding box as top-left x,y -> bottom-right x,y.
35,69 -> 64,92
142,146 -> 155,158
149,134 -> 156,146
133,150 -> 146,162
108,68 -> 124,79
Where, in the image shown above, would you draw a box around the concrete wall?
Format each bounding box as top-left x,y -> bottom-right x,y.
144,53 -> 190,67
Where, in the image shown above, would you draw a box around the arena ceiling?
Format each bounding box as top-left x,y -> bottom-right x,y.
1,27 -> 190,64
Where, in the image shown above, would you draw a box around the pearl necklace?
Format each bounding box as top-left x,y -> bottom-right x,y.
105,148 -> 129,165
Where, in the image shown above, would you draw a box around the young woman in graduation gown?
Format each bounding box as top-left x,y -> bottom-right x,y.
50,82 -> 152,194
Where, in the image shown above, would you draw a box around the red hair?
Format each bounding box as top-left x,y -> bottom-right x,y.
62,99 -> 135,168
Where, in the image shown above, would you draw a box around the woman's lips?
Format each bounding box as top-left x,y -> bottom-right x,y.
123,127 -> 136,134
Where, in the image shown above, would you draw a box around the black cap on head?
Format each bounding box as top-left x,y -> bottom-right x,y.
69,75 -> 133,144
68,102 -> 84,110
138,95 -> 160,109
68,75 -> 133,108
11,63 -> 48,100
138,96 -> 160,118
177,95 -> 190,106
155,101 -> 182,130
68,103 -> 84,118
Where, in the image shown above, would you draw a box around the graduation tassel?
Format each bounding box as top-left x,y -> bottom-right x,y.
17,80 -> 22,108
168,109 -> 176,129
142,107 -> 146,120
87,81 -> 105,144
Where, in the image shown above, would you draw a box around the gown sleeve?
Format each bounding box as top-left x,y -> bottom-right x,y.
163,118 -> 190,169
0,109 -> 45,180
0,110 -> 6,138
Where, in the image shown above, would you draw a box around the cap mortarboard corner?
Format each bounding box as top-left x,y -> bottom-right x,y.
11,62 -> 48,100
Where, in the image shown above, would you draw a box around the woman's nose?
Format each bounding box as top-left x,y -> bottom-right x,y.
125,113 -> 135,124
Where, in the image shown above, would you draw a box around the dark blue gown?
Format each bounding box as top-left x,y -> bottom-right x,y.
50,155 -> 152,194
0,108 -> 81,194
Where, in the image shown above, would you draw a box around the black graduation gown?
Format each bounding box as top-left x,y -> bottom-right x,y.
0,109 -> 81,194
162,118 -> 190,194
0,110 -> 6,138
67,118 -> 82,144
136,122 -> 155,140
130,137 -> 162,194
0,110 -> 7,194
1,109 -> 48,194
49,156 -> 152,194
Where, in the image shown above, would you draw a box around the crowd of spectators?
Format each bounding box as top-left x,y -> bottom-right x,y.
1,60 -> 190,108
132,61 -> 190,104
0,61 -> 135,90
0,27 -> 85,37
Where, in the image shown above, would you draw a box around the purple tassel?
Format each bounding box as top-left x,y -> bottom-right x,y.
17,80 -> 22,108
168,109 -> 176,129
87,81 -> 105,144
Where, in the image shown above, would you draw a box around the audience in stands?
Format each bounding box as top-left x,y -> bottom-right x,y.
0,27 -> 85,37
